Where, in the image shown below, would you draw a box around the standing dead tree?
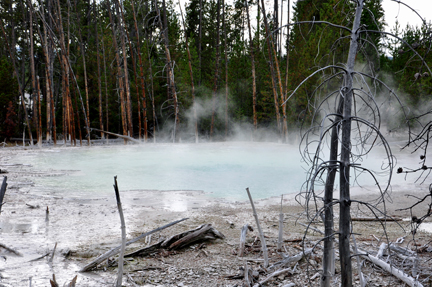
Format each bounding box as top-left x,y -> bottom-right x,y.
283,1 -> 432,286
154,0 -> 180,142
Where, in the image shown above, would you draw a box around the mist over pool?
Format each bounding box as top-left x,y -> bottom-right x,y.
16,142 -> 305,201
13,140 -> 430,201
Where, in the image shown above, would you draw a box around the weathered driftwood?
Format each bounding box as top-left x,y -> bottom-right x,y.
125,224 -> 224,257
359,248 -> 424,287
113,176 -> 126,287
351,217 -> 402,222
125,241 -> 163,257
49,242 -> 57,263
254,267 -> 294,286
278,195 -> 284,251
79,217 -> 188,272
239,224 -> 253,257
0,243 -> 22,256
0,176 -> 7,213
270,248 -> 313,270
246,187 -> 269,267
168,224 -> 224,250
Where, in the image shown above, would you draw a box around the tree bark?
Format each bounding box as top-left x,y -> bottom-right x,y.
29,5 -> 37,145
259,0 -> 282,138
108,3 -> 128,144
94,0 -> 104,140
338,2 -> 364,286
131,0 -> 148,141
245,0 -> 257,135
210,0 -> 221,140
179,1 -> 198,143
155,0 -> 179,142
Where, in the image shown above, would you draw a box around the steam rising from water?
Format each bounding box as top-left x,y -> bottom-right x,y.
17,142 -> 304,201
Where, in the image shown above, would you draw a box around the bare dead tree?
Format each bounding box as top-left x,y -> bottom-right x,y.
178,1 -> 198,143
154,0 -> 180,142
245,0 -> 258,135
282,1 -> 432,286
210,0 -> 221,140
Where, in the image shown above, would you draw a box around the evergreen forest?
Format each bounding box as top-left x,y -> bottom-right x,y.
0,0 -> 431,144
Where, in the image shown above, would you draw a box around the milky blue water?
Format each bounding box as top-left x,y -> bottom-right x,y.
14,140 -> 428,201
17,142 -> 305,201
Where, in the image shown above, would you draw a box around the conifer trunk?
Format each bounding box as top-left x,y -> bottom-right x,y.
115,0 -> 133,138
179,1 -> 198,143
94,1 -> 104,140
29,5 -> 37,145
74,0 -> 91,145
108,3 -> 128,143
260,0 -> 282,138
223,0 -> 229,139
245,0 -> 257,134
131,0 -> 148,141
210,0 -> 221,140
155,0 -> 179,142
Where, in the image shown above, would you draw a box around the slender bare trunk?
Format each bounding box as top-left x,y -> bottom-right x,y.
115,0 -> 133,138
259,0 -> 282,138
223,0 -> 229,140
74,0 -> 91,145
338,2 -> 364,286
29,5 -> 37,145
198,0 -> 203,86
245,0 -> 257,135
130,0 -> 148,141
94,1 -> 104,140
178,1 -> 198,143
108,3 -> 128,143
210,0 -> 221,140
155,0 -> 179,142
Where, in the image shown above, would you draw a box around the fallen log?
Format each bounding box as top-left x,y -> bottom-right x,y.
126,224 -> 225,257
168,224 -> 224,250
91,128 -> 140,144
270,248 -> 313,270
359,248 -> 424,287
79,217 -> 188,272
351,217 -> 402,222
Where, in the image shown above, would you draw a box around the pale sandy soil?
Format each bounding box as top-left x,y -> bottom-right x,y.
0,145 -> 431,287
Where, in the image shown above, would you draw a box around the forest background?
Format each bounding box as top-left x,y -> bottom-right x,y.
0,0 -> 431,144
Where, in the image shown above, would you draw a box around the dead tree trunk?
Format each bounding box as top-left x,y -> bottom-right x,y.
0,19 -> 33,144
179,1 -> 198,143
74,0 -> 91,145
131,0 -> 148,141
338,2 -> 364,286
245,0 -> 257,135
259,0 -> 282,138
210,0 -> 221,140
155,0 -> 179,142
198,0 -> 203,86
29,5 -> 37,145
94,0 -> 104,140
115,0 -> 133,138
223,0 -> 229,139
108,3 -> 128,144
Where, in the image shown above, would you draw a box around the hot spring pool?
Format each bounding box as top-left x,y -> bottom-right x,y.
15,142 -> 305,201
13,141 -> 426,201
